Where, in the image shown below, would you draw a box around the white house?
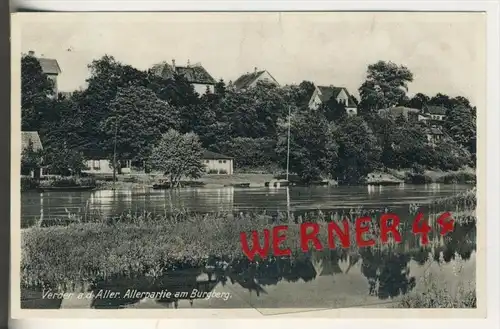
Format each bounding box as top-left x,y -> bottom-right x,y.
423,105 -> 447,122
202,150 -> 234,175
23,50 -> 62,97
308,85 -> 358,115
233,68 -> 280,91
151,59 -> 217,95
83,159 -> 132,175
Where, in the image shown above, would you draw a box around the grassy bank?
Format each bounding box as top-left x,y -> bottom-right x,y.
21,176 -> 97,191
387,167 -> 476,185
396,253 -> 476,308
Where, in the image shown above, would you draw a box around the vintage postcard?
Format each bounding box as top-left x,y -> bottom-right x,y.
11,12 -> 486,319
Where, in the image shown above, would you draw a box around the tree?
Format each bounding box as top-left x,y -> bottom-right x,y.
43,144 -> 87,176
358,61 -> 414,114
21,142 -> 43,177
214,137 -> 277,169
276,109 -> 338,182
444,104 -> 476,159
319,97 -> 348,123
21,55 -> 54,130
220,81 -> 289,139
75,55 -> 151,157
101,86 -> 179,167
330,116 -> 382,184
149,129 -> 205,187
407,93 -> 430,109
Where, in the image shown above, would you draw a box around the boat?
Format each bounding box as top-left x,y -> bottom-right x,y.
266,179 -> 290,188
224,183 -> 251,188
152,182 -> 171,190
364,180 -> 403,186
36,186 -> 97,192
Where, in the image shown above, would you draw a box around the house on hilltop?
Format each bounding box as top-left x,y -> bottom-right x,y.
23,50 -> 62,97
378,106 -> 421,122
233,67 -> 280,91
21,131 -> 44,178
421,105 -> 447,124
202,150 -> 233,175
308,85 -> 358,116
151,59 -> 217,95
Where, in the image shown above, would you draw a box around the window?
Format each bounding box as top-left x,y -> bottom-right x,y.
205,160 -> 209,163
218,160 -> 222,163
93,160 -> 101,170
223,160 -> 227,163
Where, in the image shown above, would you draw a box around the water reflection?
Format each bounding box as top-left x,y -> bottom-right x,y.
84,219 -> 475,309
21,184 -> 473,227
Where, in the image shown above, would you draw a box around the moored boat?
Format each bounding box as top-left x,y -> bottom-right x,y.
36,186 -> 97,192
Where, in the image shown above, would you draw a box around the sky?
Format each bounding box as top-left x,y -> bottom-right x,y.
19,12 -> 486,105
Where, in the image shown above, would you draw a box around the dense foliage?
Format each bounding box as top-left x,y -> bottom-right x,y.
21,55 -> 477,183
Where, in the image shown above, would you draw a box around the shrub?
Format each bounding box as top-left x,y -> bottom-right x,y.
437,171 -> 476,184
219,169 -> 228,174
397,252 -> 476,308
207,169 -> 218,174
21,177 -> 39,191
404,172 -> 433,184
38,177 -> 97,188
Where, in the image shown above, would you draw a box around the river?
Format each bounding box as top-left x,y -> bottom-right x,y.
21,183 -> 472,228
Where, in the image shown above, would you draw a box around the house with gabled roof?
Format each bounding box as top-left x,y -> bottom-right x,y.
422,105 -> 447,123
425,126 -> 445,145
308,85 -> 358,116
233,67 -> 280,91
151,59 -> 217,96
378,106 -> 421,122
24,50 -> 62,97
202,150 -> 233,175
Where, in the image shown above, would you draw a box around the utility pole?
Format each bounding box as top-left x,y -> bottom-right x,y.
113,119 -> 118,190
286,106 -> 291,182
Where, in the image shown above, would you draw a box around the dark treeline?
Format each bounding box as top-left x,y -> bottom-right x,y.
21,55 -> 476,184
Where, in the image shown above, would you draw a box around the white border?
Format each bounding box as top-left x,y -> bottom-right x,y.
9,1 -> 500,329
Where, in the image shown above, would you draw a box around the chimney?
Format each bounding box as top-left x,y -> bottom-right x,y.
28,50 -> 35,56
171,59 -> 176,70
254,67 -> 257,73
187,59 -> 191,67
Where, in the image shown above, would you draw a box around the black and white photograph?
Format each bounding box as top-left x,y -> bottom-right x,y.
12,12 -> 483,316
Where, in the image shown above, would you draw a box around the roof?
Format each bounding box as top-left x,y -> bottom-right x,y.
21,131 -> 43,151
233,70 -> 279,90
151,61 -> 216,85
315,86 -> 357,108
425,105 -> 447,115
37,58 -> 61,75
378,106 -> 420,118
202,150 -> 233,160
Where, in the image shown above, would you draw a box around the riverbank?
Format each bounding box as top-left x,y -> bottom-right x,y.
21,168 -> 476,192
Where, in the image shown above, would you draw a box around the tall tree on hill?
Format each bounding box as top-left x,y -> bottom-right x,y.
319,97 -> 348,123
358,61 -> 414,115
407,93 -> 430,109
330,116 -> 382,184
444,104 -> 476,158
76,55 -> 150,157
21,55 -> 55,131
276,109 -> 338,182
101,86 -> 179,168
